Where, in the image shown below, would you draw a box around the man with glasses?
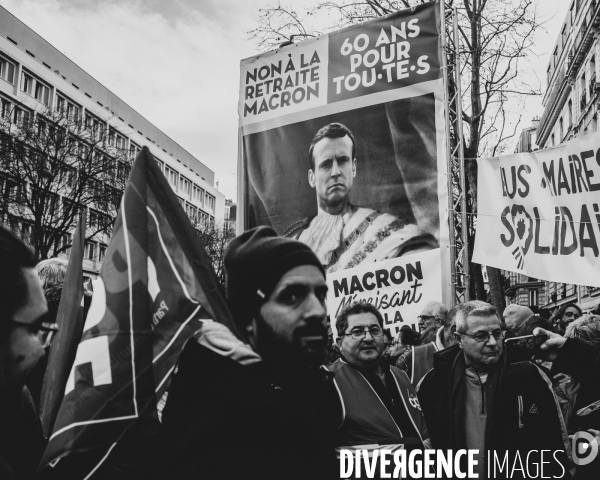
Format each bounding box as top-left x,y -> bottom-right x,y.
396,300 -> 449,386
326,302 -> 429,450
0,226 -> 54,479
418,301 -> 571,479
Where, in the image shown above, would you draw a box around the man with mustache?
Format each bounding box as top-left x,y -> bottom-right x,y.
327,302 -> 429,450
163,226 -> 338,480
284,123 -> 434,273
417,301 -> 571,479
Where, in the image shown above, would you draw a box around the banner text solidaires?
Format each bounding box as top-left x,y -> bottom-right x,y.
473,132 -> 600,288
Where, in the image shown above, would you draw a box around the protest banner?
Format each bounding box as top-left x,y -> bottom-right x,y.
40,147 -> 241,475
238,2 -> 450,330
326,249 -> 442,336
473,132 -> 600,287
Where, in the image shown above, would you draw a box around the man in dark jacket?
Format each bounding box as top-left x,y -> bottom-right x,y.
418,301 -> 571,479
327,302 -> 429,449
162,226 -> 338,480
0,226 -> 51,479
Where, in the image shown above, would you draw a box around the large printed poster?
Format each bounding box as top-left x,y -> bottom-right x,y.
473,132 -> 600,288
238,2 -> 450,332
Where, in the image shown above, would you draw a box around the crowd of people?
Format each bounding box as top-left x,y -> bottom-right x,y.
1,223 -> 600,479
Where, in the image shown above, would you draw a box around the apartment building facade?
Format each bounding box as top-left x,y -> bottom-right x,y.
504,0 -> 600,315
0,6 -> 225,278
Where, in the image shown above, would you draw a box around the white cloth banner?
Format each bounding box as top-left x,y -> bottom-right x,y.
326,249 -> 442,338
473,132 -> 600,287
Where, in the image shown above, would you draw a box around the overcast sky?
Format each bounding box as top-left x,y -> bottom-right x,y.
0,0 -> 570,200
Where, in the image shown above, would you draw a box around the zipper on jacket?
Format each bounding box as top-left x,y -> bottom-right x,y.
469,366 -> 485,415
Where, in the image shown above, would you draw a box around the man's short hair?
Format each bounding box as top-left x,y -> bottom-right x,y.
565,314 -> 600,348
308,123 -> 357,171
455,301 -> 499,334
336,302 -> 383,337
0,226 -> 36,324
425,301 -> 448,325
36,258 -> 67,291
446,300 -> 487,329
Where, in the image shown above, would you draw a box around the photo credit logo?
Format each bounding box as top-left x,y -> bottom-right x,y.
572,431 -> 599,466
338,449 -> 479,479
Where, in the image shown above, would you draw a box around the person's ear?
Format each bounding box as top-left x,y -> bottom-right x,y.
336,335 -> 343,350
352,158 -> 356,178
308,169 -> 316,188
454,331 -> 463,349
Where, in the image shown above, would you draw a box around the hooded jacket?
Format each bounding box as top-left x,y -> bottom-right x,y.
161,321 -> 338,480
417,345 -> 572,479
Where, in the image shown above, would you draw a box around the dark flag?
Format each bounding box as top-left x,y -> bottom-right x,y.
40,210 -> 87,439
40,146 -> 242,472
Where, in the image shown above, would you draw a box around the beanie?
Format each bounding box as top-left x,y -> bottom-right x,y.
224,226 -> 325,326
503,304 -> 534,332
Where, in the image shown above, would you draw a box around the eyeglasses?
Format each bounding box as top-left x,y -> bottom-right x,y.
417,315 -> 436,321
12,319 -> 59,348
461,330 -> 506,343
344,326 -> 384,340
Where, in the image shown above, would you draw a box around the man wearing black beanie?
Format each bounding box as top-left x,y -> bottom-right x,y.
163,226 -> 338,480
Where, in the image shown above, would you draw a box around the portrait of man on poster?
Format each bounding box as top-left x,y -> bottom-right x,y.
284,122 -> 435,273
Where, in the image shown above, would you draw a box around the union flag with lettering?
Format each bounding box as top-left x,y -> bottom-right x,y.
40,146 -> 242,472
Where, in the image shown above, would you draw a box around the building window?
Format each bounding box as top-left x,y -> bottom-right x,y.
528,289 -> 538,306
0,56 -> 15,84
559,117 -> 563,141
35,82 -> 50,105
205,193 -> 215,211
89,209 -> 98,229
193,184 -> 204,205
21,72 -> 33,95
85,242 -> 96,261
86,114 -> 105,141
116,161 -> 131,182
568,99 -> 573,127
186,202 -> 197,222
13,106 -> 31,126
129,142 -> 141,161
156,159 -> 164,172
165,167 -> 178,190
99,244 -> 107,262
180,176 -> 191,198
1,97 -> 11,120
109,128 -> 127,150
551,134 -> 555,146
20,71 -> 50,105
57,233 -> 72,256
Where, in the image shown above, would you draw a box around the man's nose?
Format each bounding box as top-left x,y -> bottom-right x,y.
486,334 -> 499,347
362,330 -> 376,342
330,160 -> 341,176
303,293 -> 327,323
